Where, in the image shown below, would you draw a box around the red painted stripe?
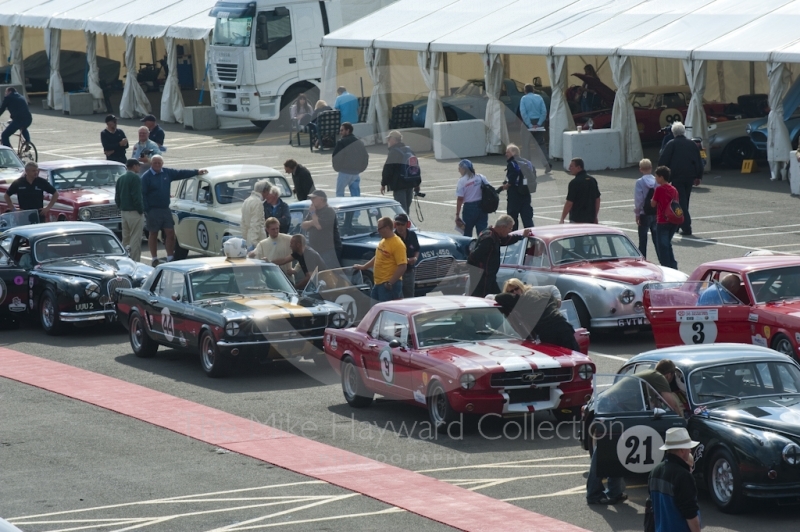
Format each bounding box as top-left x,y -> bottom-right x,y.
0,348 -> 589,532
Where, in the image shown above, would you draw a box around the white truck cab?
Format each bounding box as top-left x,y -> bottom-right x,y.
208,0 -> 388,127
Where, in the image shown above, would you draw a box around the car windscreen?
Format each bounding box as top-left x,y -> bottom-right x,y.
455,81 -> 485,97
34,232 -> 125,261
630,92 -> 655,108
337,205 -> 405,238
189,264 -> 296,300
0,149 -> 23,168
51,165 -> 126,190
690,361 -> 800,404
214,176 -> 291,205
414,307 -> 521,348
550,234 -> 641,265
747,266 -> 800,304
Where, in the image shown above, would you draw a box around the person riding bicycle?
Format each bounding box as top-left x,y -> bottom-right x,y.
0,87 -> 32,150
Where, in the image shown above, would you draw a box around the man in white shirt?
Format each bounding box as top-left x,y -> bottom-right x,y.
241,180 -> 269,249
131,126 -> 162,174
250,217 -> 293,276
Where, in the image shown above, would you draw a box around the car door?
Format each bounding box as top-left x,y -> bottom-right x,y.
363,311 -> 412,398
191,179 -> 217,254
497,237 -> 556,289
591,374 -> 687,478
644,280 -> 753,349
145,269 -> 188,348
173,178 -> 199,252
0,238 -> 29,319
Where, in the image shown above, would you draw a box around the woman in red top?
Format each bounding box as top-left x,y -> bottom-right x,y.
650,166 -> 679,269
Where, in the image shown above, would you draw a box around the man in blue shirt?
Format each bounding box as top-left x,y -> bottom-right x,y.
141,155 -> 208,266
0,87 -> 32,149
519,84 -> 551,174
334,87 -> 359,124
697,274 -> 741,306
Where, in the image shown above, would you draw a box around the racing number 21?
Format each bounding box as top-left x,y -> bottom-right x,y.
625,434 -> 654,465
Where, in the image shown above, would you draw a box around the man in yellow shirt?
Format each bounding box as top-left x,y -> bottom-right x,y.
354,217 -> 407,303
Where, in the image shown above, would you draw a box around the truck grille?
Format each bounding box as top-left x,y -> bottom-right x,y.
88,204 -> 120,220
507,387 -> 551,403
216,64 -> 238,82
107,276 -> 132,301
491,367 -> 573,388
415,256 -> 456,281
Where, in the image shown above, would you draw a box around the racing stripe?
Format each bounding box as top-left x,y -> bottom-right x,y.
454,341 -> 563,370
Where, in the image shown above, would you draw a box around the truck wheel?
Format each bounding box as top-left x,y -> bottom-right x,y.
39,289 -> 64,335
129,311 -> 158,358
341,356 -> 373,407
200,330 -> 229,378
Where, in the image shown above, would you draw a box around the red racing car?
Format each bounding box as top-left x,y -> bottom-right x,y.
644,255 -> 800,361
323,296 -> 595,431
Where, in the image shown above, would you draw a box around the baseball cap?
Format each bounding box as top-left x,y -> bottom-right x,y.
386,130 -> 403,141
308,189 -> 327,200
394,213 -> 410,224
105,114 -> 117,123
141,114 -> 157,122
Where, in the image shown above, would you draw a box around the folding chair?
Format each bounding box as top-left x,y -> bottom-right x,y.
389,104 -> 414,129
310,110 -> 341,152
357,97 -> 370,123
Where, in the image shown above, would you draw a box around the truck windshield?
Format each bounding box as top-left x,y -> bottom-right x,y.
213,15 -> 253,47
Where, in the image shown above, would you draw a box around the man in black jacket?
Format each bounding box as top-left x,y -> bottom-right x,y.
264,186 -> 291,233
648,427 -> 701,532
0,87 -> 32,149
658,121 -> 703,236
381,130 -> 420,212
332,122 -> 369,197
283,159 -> 315,201
467,215 -> 531,297
500,143 -> 533,230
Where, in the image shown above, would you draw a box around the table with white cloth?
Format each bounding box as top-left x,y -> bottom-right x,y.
562,129 -> 623,172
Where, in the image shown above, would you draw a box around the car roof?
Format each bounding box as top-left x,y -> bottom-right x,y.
511,223 -> 626,241
627,344 -> 792,371
156,256 -> 281,274
372,295 -> 499,316
199,165 -> 283,182
36,159 -> 125,170
289,197 -> 401,210
696,255 -> 800,274
2,221 -> 114,239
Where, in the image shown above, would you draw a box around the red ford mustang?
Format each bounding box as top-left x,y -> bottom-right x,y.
644,255 -> 800,361
323,296 -> 595,431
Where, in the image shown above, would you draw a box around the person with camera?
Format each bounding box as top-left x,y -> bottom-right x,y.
499,143 -> 533,231
131,126 -> 161,174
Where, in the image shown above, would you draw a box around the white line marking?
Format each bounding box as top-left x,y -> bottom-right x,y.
224,507 -> 405,530
590,352 -> 630,362
691,211 -> 773,220
417,454 -> 587,473
502,484 -> 587,502
207,494 -> 361,532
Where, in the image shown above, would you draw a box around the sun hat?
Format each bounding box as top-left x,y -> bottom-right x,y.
659,427 -> 699,450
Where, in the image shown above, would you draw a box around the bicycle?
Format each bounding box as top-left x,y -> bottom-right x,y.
1,121 -> 37,164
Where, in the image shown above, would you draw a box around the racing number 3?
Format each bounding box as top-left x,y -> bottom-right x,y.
692,322 -> 705,344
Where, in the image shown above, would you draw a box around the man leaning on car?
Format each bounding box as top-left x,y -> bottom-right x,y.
141,155 -> 207,266
4,161 -> 58,223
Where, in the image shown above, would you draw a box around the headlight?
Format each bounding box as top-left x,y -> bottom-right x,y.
331,312 -> 348,329
225,321 -> 240,336
578,364 -> 594,380
619,288 -> 635,305
746,125 -> 752,134
241,97 -> 250,105
79,208 -> 92,221
783,443 -> 800,465
459,373 -> 476,390
85,282 -> 99,298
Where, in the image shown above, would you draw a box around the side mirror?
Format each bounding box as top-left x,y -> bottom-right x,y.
388,339 -> 401,348
171,292 -> 181,302
652,407 -> 666,420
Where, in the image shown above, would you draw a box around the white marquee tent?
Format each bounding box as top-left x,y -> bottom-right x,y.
0,0 -> 217,122
322,0 -> 800,176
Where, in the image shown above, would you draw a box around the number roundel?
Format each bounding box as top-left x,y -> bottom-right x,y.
334,294 -> 357,327
379,347 -> 394,384
659,108 -> 684,128
161,307 -> 174,342
679,321 -> 717,345
197,222 -> 210,250
616,425 -> 665,474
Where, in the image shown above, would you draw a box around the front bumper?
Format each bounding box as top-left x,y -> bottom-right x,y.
744,481 -> 800,500
60,309 -> 117,322
445,385 -> 590,415
217,335 -> 324,347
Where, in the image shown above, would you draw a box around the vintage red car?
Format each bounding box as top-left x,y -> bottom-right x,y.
323,295 -> 595,431
644,255 -> 800,361
572,73 -> 734,142
496,224 -> 688,330
0,159 -> 126,231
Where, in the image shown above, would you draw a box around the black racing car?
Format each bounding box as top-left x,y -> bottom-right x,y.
0,219 -> 151,334
288,197 -> 472,297
582,344 -> 800,513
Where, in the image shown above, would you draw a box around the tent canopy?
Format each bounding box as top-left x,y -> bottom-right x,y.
323,0 -> 800,63
11,0 -> 96,28
126,0 -> 217,40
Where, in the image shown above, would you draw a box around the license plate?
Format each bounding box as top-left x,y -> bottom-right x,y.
75,302 -> 95,311
617,317 -> 646,327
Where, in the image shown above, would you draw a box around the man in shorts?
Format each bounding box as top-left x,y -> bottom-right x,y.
141,155 -> 207,266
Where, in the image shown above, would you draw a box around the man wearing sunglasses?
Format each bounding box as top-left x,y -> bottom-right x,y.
354,217 -> 407,303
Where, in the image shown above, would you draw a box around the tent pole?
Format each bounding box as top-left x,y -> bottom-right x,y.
442,52 -> 449,96
750,61 -> 755,94
103,34 -> 110,59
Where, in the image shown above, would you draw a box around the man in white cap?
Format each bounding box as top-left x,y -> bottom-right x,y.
648,427 -> 701,532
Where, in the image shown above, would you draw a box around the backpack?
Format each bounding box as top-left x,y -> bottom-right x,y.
391,146 -> 422,189
479,175 -> 500,214
665,192 -> 685,226
516,156 -> 537,193
643,186 -> 656,216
